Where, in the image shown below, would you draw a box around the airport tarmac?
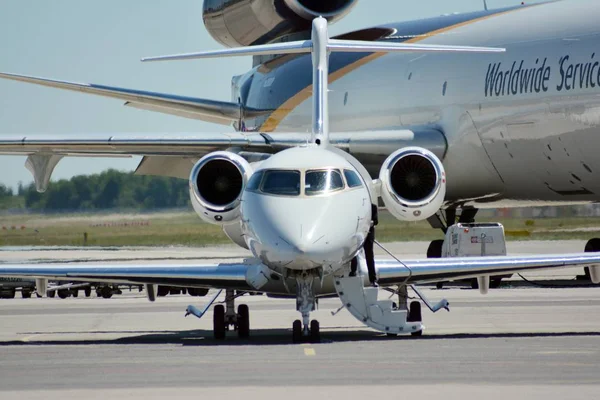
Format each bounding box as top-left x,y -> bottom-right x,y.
0,241 -> 599,399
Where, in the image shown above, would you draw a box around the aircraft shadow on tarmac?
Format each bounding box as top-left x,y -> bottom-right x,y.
2,329 -> 600,346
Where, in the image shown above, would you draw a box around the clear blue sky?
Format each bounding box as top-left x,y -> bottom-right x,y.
0,0 -> 544,190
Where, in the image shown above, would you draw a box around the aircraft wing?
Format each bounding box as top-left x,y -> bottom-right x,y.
0,72 -> 271,125
1,253 -> 599,294
0,128 -> 445,186
376,253 -> 600,285
0,129 -> 444,157
0,262 -> 268,292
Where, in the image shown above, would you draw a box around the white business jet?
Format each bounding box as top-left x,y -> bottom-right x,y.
1,17 -> 600,343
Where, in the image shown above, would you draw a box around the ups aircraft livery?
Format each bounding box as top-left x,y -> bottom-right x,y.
1,0 -> 600,342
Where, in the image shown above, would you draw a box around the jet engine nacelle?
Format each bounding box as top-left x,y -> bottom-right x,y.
190,151 -> 253,225
203,0 -> 357,47
379,147 -> 446,222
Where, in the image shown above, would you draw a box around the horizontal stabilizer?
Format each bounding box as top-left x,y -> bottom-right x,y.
142,39 -> 504,62
142,40 -> 313,62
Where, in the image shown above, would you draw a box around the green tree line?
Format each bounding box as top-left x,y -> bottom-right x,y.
0,170 -> 190,211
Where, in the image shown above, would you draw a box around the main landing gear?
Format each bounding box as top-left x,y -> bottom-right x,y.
292,272 -> 320,343
212,290 -> 250,340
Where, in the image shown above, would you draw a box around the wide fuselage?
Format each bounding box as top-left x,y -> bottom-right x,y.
238,0 -> 600,207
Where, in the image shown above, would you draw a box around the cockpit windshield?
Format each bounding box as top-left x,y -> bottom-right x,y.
305,169 -> 344,196
261,170 -> 301,196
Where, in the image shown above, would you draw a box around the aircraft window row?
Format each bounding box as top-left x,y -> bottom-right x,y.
246,168 -> 363,197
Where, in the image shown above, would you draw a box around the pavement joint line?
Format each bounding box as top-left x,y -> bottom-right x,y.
304,348 -> 316,356
537,350 -> 594,355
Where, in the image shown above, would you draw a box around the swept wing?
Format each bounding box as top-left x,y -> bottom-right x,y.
1,253 -> 599,293
0,129 -> 445,157
0,72 -> 271,126
0,262 -> 262,292
377,253 -> 600,285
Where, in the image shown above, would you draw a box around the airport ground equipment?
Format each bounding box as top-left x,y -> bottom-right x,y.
429,223 -> 511,291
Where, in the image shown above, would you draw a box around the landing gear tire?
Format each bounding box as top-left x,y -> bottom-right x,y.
157,286 -> 169,297
490,278 -> 502,289
407,301 -> 423,337
188,288 -> 209,297
237,304 -> 250,339
100,286 -> 113,299
292,320 -> 302,343
213,304 -> 226,340
427,239 -> 444,258
428,240 -> 445,289
22,290 -> 32,299
84,287 -> 92,297
57,289 -> 69,299
310,320 -> 320,343
48,290 -> 55,298
71,289 -> 79,298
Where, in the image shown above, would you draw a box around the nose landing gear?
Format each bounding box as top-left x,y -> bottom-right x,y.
293,272 -> 320,343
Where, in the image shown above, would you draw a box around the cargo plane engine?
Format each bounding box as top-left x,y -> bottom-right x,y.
203,0 -> 358,47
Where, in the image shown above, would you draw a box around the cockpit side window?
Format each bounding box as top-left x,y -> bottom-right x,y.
305,169 -> 344,196
261,170 -> 301,196
246,170 -> 264,192
344,169 -> 363,188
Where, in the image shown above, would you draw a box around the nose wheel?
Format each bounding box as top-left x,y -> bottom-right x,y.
292,272 -> 321,343
292,319 -> 320,343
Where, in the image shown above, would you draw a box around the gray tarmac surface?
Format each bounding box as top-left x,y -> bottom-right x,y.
1,241 -> 600,399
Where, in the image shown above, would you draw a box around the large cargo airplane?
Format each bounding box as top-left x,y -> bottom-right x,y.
1,0 -> 600,342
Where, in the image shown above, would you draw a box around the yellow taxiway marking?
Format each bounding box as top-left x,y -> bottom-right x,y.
21,334 -> 39,343
304,348 -> 316,356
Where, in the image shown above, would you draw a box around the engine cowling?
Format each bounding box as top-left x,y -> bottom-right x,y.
379,147 -> 446,222
203,0 -> 358,47
190,151 -> 253,225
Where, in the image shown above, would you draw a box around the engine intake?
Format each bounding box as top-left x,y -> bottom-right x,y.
203,0 -> 357,47
190,151 -> 253,225
285,0 -> 357,19
379,147 -> 446,222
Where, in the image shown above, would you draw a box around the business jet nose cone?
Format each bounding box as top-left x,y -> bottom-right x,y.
241,189 -> 371,271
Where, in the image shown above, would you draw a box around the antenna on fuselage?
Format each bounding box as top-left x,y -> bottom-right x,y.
483,0 -> 489,10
